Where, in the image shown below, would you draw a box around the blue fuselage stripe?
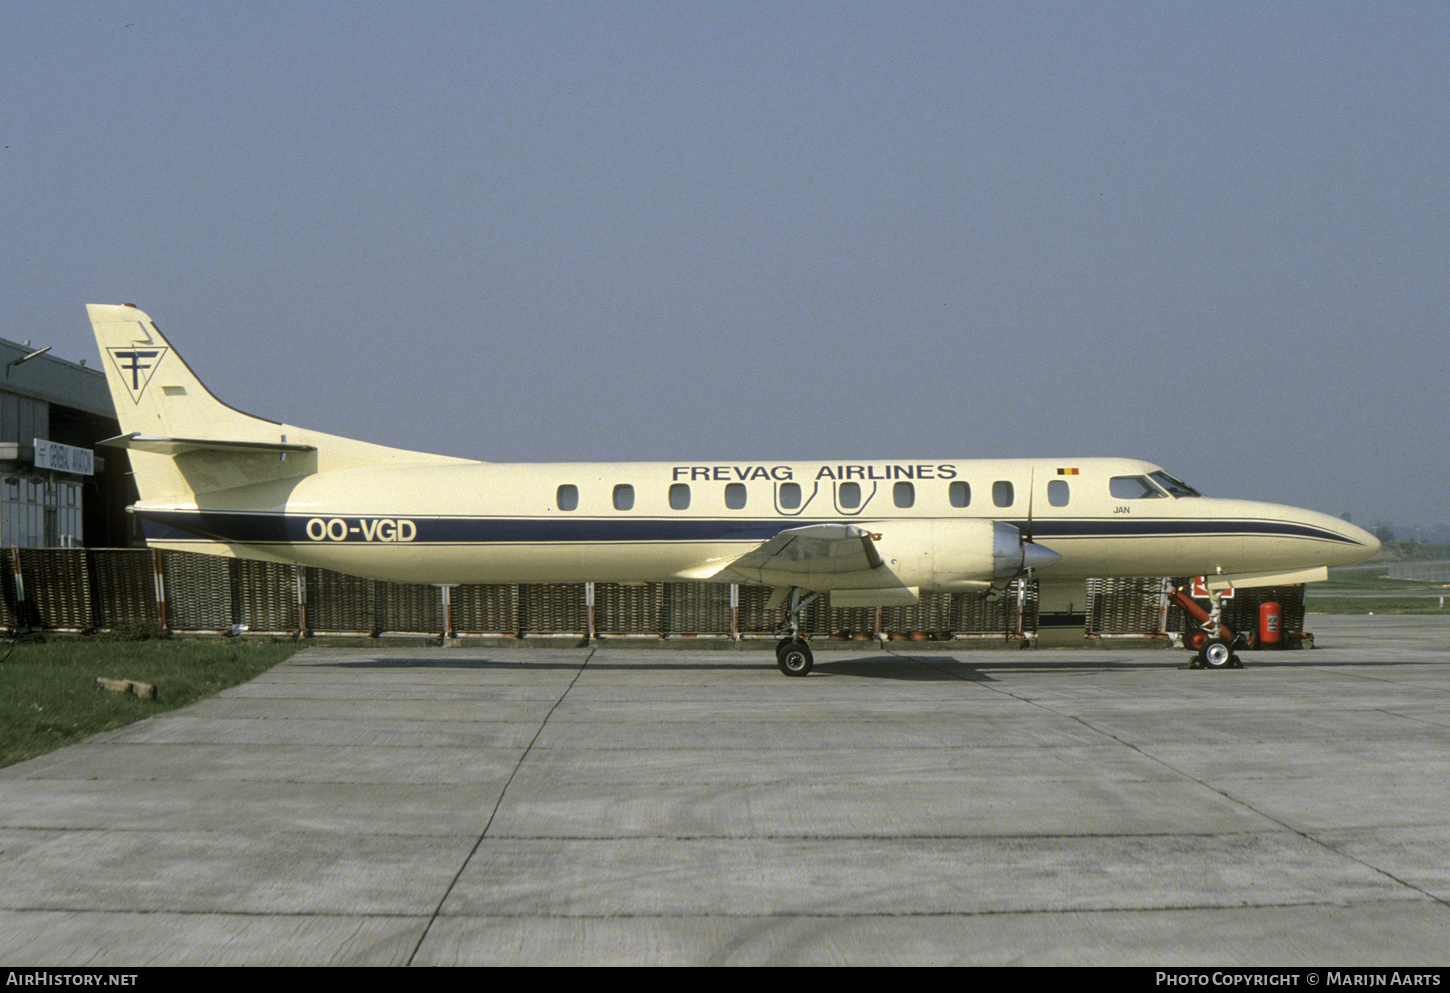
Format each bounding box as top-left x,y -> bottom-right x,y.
137,511 -> 1361,546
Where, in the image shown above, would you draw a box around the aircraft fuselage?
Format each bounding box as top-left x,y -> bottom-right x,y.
133,456 -> 1377,589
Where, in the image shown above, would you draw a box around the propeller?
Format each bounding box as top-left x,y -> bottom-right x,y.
1025,467 -> 1035,544
1018,467 -> 1058,575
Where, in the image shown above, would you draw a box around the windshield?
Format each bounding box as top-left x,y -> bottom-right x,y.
1149,470 -> 1201,497
1109,475 -> 1165,499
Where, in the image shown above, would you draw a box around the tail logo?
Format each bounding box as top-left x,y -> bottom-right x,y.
105,346 -> 169,404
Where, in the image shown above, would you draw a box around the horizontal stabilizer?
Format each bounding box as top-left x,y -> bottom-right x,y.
100,433 -> 317,457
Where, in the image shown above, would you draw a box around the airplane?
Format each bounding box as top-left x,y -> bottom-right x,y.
88,303 -> 1380,675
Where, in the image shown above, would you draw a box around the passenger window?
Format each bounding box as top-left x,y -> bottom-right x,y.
612,484 -> 634,511
1109,475 -> 1164,499
948,481 -> 969,508
669,483 -> 691,510
724,483 -> 746,509
893,481 -> 915,508
779,482 -> 802,509
839,482 -> 861,509
556,484 -> 578,511
993,480 -> 1014,508
1047,479 -> 1069,507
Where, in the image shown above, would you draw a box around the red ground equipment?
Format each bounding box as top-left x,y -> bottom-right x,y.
1259,601 -> 1281,646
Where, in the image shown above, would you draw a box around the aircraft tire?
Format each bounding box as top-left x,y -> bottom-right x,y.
777,640 -> 813,677
1199,638 -> 1234,670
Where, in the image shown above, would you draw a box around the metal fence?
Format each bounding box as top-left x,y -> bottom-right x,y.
1386,560 -> 1450,583
0,547 -> 1305,642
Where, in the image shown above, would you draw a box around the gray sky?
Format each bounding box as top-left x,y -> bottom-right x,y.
6,1 -> 1447,526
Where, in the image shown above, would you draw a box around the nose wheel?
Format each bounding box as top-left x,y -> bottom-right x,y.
1197,636 -> 1241,669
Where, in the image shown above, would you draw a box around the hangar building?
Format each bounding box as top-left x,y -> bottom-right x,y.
0,337 -> 133,549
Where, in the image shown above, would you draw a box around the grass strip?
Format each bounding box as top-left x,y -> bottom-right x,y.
0,634 -> 299,768
1305,597 -> 1450,615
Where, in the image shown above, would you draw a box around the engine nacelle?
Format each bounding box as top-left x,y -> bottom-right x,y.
870,518 -> 1053,592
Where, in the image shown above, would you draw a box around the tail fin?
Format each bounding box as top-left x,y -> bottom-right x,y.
89,303 -> 474,504
90,303 -> 285,446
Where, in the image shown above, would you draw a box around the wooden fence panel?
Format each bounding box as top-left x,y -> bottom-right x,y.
19,549 -> 92,630
664,582 -> 732,636
233,559 -> 297,633
375,581 -> 443,634
451,584 -> 517,635
88,549 -> 158,628
594,582 -> 661,636
0,552 -> 19,629
519,583 -> 587,636
163,551 -> 234,631
306,568 -> 377,634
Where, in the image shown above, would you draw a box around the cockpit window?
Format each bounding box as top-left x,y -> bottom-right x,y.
1109,475 -> 1165,499
1149,470 -> 1201,497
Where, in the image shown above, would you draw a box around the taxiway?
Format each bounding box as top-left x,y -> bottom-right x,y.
2,615 -> 1448,965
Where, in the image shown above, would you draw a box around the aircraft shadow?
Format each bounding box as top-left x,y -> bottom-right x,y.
1201,654 -> 1450,669
309,655 -> 1004,682
303,652 -> 1438,679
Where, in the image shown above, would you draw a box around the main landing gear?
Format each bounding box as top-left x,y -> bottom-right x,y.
774,587 -> 819,677
776,637 -> 813,676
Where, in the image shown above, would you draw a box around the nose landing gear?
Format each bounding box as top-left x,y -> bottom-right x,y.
1171,584 -> 1245,669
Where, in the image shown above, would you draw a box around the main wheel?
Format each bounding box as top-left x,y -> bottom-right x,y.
776,639 -> 813,676
1199,637 -> 1234,669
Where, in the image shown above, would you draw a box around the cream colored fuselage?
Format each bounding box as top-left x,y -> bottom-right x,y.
135,456 -> 1378,589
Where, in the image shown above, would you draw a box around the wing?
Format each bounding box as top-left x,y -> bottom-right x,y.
711,523 -> 884,583
704,523 -> 922,605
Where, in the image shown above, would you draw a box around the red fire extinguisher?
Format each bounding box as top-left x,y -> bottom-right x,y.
1259,602 -> 1282,647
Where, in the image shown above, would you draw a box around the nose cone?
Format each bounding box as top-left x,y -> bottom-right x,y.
1268,503 -> 1382,568
1328,516 -> 1381,565
1188,498 -> 1382,577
